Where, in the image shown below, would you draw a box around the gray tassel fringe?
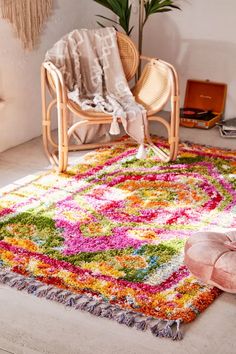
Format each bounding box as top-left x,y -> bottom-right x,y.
0,269 -> 183,340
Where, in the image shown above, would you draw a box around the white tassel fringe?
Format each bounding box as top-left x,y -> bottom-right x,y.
110,117 -> 120,135
136,144 -> 147,159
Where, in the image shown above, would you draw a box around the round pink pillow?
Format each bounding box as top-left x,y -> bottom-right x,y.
184,230 -> 236,293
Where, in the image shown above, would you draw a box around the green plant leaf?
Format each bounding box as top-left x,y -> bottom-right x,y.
96,15 -> 120,26
93,0 -> 180,36
93,0 -> 113,11
97,21 -> 106,28
128,25 -> 134,36
97,21 -> 118,32
144,0 -> 180,24
107,0 -> 123,16
92,0 -> 133,35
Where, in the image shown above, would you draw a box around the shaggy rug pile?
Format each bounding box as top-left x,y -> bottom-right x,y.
0,138 -> 235,340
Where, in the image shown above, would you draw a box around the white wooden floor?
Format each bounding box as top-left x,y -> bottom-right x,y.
0,129 -> 235,354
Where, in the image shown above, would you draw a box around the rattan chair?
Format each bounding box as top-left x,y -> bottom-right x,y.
41,32 -> 180,172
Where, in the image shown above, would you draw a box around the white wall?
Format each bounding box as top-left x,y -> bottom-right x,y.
141,0 -> 236,119
0,0 -> 107,152
0,0 -> 235,152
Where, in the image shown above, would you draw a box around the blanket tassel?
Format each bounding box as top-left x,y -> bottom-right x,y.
136,144 -> 147,159
109,117 -> 120,135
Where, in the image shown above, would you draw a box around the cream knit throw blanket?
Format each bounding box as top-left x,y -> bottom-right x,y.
45,28 -> 147,158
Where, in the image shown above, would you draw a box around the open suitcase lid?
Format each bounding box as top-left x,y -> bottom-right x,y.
184,79 -> 227,114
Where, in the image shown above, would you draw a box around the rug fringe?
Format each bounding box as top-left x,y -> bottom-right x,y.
0,269 -> 183,340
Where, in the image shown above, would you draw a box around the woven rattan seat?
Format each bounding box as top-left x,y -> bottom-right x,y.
41,32 -> 180,172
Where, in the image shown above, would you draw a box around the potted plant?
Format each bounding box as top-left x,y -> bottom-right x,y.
93,0 -> 180,75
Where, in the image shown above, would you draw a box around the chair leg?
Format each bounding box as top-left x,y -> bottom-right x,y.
168,123 -> 179,162
146,114 -> 179,162
62,105 -> 69,172
41,66 -> 59,168
172,97 -> 180,161
57,103 -> 69,173
171,64 -> 180,161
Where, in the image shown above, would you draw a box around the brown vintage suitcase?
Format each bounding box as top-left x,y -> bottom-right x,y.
180,79 -> 227,129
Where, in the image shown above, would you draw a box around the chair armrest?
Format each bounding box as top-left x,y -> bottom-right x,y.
43,61 -> 65,88
43,61 -> 68,105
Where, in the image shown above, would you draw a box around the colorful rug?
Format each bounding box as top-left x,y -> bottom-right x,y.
0,138 -> 235,340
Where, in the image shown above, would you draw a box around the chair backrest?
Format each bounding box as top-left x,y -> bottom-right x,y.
116,32 -> 139,81
133,59 -> 172,115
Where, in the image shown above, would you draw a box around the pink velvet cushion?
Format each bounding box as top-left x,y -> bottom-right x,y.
184,230 -> 236,293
